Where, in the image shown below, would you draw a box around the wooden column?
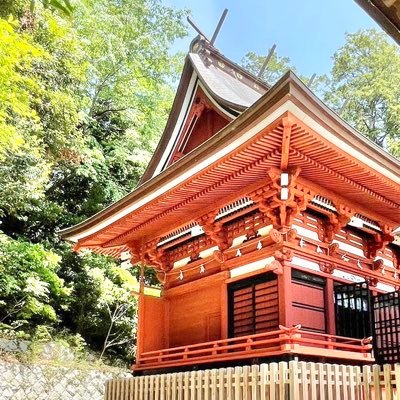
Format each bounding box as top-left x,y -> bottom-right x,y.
136,297 -> 145,361
325,277 -> 336,335
164,296 -> 170,348
135,263 -> 146,362
278,261 -> 292,328
220,281 -> 228,339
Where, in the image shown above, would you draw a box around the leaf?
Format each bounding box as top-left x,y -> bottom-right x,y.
48,0 -> 74,16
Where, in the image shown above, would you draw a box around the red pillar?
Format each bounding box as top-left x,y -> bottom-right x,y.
220,282 -> 228,339
278,261 -> 293,328
136,293 -> 145,362
326,277 -> 336,335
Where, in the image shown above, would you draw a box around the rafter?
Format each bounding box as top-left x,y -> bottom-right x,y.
280,116 -> 293,170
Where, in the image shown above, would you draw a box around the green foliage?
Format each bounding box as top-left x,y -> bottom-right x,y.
326,29 -> 400,151
241,49 -> 293,85
56,250 -> 138,360
0,17 -> 43,159
0,0 -> 187,364
32,0 -> 75,16
0,13 -> 86,219
241,48 -> 327,94
0,233 -> 67,327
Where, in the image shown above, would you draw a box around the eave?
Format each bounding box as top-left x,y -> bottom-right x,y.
355,0 -> 400,45
60,72 -> 400,256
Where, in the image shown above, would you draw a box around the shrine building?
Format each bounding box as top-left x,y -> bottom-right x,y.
61,36 -> 400,373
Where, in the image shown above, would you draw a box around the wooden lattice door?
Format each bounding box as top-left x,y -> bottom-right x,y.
334,281 -> 372,339
228,273 -> 278,338
373,291 -> 400,364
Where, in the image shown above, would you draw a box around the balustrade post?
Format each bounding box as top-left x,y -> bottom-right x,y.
327,335 -> 334,350
212,343 -> 219,356
183,347 -> 189,360
246,338 -> 253,352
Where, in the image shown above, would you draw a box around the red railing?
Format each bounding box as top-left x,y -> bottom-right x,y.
134,326 -> 373,370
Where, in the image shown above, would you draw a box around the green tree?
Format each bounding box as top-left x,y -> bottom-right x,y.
0,13 -> 87,219
241,48 -> 327,94
0,0 -> 74,19
326,29 -> 400,152
241,49 -> 292,85
31,0 -> 74,16
0,0 -> 187,363
0,233 -> 68,328
0,17 -> 43,159
55,249 -> 139,361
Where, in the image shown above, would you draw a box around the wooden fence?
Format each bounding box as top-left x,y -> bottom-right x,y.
105,361 -> 400,400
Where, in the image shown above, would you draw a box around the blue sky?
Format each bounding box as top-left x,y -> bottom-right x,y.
163,0 -> 384,77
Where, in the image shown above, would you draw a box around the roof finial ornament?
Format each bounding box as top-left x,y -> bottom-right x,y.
187,8 -> 229,48
257,44 -> 277,78
187,16 -> 211,42
210,8 -> 228,46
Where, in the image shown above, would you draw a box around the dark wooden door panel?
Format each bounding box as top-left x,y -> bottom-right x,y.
228,273 -> 278,338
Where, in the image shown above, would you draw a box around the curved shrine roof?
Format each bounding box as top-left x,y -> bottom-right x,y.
59,40 -> 400,257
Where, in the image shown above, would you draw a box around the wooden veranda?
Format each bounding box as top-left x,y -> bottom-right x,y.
135,326 -> 372,372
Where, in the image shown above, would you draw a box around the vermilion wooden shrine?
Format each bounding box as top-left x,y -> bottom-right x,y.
61,37 -> 400,373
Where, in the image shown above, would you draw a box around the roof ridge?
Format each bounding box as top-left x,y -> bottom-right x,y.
189,36 -> 270,92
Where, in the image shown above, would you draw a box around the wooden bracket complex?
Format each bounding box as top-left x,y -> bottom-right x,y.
319,204 -> 355,243
142,240 -> 173,274
265,260 -> 283,275
363,224 -> 394,259
319,262 -> 335,274
392,246 -> 400,270
250,167 -> 314,229
125,240 -> 169,285
125,240 -> 142,263
274,248 -> 293,263
199,212 -> 232,252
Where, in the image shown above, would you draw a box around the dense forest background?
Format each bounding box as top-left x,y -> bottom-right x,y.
0,0 -> 399,366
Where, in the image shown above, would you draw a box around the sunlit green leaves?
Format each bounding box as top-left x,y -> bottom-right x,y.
0,233 -> 66,326
0,0 -> 187,362
0,18 -> 44,159
326,29 -> 400,151
30,0 -> 74,16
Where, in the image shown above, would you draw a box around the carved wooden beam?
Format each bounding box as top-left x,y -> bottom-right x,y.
369,277 -> 379,288
274,248 -> 293,263
363,224 -> 394,259
265,259 -> 283,275
250,167 -> 314,229
142,239 -> 173,274
319,204 -> 355,243
319,261 -> 335,274
199,211 -> 232,252
371,258 -> 385,273
392,245 -> 400,269
328,242 -> 340,257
